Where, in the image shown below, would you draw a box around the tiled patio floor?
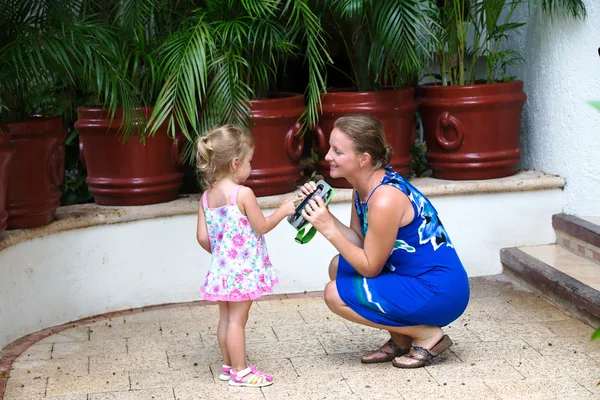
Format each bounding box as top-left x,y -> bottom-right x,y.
3,275 -> 600,400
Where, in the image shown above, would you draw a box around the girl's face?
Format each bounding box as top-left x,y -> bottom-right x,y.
234,148 -> 254,183
325,128 -> 361,178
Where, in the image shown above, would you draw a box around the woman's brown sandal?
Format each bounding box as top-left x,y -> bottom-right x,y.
392,334 -> 453,369
361,338 -> 408,364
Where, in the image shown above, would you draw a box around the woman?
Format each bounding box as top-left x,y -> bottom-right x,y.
300,114 -> 470,368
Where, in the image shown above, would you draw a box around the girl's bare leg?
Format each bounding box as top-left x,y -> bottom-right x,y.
226,300 -> 253,374
217,301 -> 231,366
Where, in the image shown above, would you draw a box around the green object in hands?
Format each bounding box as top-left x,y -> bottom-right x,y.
288,180 -> 334,244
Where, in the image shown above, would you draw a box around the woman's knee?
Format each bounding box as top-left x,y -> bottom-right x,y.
323,281 -> 342,312
328,255 -> 339,281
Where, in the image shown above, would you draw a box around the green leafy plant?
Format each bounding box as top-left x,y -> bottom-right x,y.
322,0 -> 437,91
430,0 -> 586,86
0,0 -> 128,122
149,0 -> 331,161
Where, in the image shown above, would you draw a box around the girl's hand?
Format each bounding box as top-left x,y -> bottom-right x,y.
279,197 -> 297,217
301,195 -> 334,237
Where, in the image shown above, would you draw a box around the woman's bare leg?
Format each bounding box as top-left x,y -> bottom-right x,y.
323,280 -> 444,366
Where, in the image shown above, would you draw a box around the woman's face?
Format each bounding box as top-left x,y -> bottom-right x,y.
325,128 -> 360,178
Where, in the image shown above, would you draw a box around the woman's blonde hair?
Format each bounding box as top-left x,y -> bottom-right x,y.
334,114 -> 392,169
195,124 -> 255,187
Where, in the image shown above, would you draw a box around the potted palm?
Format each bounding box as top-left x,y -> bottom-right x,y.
417,0 -> 586,180
0,1 -> 120,228
73,0 -> 186,206
149,0 -> 330,196
311,1 -> 437,187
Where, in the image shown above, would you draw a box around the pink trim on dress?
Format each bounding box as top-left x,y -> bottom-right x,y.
200,278 -> 279,301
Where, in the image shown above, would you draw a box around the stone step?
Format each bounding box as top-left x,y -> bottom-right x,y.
553,213 -> 600,264
501,244 -> 600,328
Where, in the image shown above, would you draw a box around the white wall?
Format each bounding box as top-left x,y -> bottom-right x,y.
510,1 -> 600,215
0,188 -> 563,350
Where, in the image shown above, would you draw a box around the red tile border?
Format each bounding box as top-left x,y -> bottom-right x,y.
0,290 -> 324,398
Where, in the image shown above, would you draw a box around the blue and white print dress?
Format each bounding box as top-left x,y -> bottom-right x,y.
336,167 -> 470,327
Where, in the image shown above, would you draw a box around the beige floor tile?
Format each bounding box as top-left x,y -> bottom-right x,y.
201,326 -> 278,347
127,332 -> 203,354
46,395 -> 89,400
160,319 -> 219,336
273,322 -> 352,342
46,371 -> 130,396
89,320 -> 163,340
189,304 -> 220,319
261,372 -> 358,400
298,309 -> 347,324
247,337 -> 326,360
247,310 -> 308,327
425,359 -> 524,384
508,352 -> 600,379
174,384 -> 266,400
450,339 -> 541,363
11,356 -> 89,377
466,319 -> 557,342
290,353 -> 367,375
538,319 -> 596,338
89,387 -> 175,400
400,380 -> 499,400
2,369 -> 47,400
13,342 -> 53,362
485,377 -> 597,400
523,336 -> 600,359
52,339 -> 127,358
167,349 -> 224,369
254,297 -> 327,312
318,333 -> 397,355
129,367 -> 214,390
90,351 -> 170,374
568,362 -> 600,394
37,326 -> 91,344
123,307 -> 194,323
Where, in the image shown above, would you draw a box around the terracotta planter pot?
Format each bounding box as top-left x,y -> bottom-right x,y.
246,93 -> 305,196
74,107 -> 184,206
313,88 -> 418,188
417,81 -> 527,180
1,117 -> 66,229
0,128 -> 15,231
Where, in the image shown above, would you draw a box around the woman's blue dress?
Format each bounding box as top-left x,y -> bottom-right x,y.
336,167 -> 470,327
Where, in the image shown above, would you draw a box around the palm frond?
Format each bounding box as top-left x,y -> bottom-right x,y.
149,11 -> 213,140
286,0 -> 331,132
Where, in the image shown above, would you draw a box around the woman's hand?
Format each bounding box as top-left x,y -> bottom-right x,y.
301,194 -> 335,238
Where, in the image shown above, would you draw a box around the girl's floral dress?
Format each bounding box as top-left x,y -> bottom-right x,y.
200,185 -> 278,301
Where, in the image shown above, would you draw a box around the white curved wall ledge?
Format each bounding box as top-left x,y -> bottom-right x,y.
0,169 -> 564,251
0,169 -> 565,350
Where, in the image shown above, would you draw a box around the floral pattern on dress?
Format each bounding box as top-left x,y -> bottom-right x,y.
200,188 -> 278,302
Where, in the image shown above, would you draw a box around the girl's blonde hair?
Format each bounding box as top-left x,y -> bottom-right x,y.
195,125 -> 255,187
334,114 -> 392,169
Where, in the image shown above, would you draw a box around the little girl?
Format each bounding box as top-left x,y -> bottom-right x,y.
195,125 -> 296,388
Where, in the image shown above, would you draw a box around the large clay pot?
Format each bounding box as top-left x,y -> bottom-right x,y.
0,128 -> 15,231
74,107 -> 184,206
246,93 -> 305,196
313,88 -> 418,188
417,81 -> 526,180
1,117 -> 66,229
